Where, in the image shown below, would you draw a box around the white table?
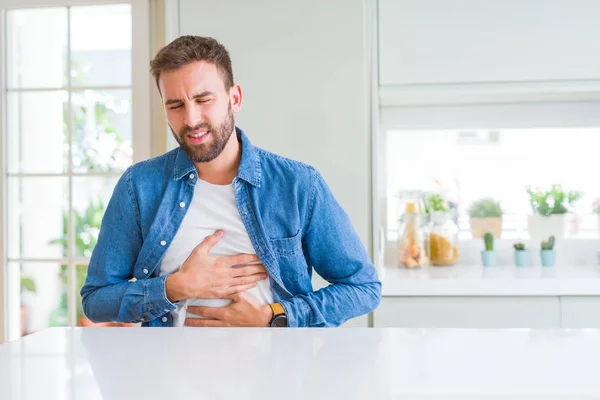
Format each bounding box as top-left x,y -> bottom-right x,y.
2,327 -> 600,399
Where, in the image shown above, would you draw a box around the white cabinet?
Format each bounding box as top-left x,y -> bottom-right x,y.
374,297 -> 561,328
374,296 -> 600,328
378,0 -> 600,87
561,297 -> 600,328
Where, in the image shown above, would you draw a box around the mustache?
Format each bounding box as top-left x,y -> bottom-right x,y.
179,123 -> 212,136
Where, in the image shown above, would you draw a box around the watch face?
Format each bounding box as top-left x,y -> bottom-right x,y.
272,314 -> 288,327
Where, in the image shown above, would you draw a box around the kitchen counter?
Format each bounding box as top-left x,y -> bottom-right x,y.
380,264 -> 600,296
3,327 -> 600,398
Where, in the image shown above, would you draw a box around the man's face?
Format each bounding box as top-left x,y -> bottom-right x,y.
159,61 -> 241,163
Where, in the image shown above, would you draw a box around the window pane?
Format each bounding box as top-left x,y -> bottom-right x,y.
7,178 -> 67,259
6,8 -> 67,89
71,90 -> 132,173
385,128 -> 600,240
73,177 -> 119,258
6,91 -> 68,174
10,262 -> 67,338
70,4 -> 132,87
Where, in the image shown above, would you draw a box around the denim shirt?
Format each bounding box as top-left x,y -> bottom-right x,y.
81,127 -> 381,327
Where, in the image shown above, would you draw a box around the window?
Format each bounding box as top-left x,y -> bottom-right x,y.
2,2 -> 148,341
377,101 -> 600,267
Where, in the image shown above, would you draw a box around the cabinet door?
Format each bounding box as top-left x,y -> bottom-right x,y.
374,297 -> 561,328
561,297 -> 600,328
379,0 -> 600,86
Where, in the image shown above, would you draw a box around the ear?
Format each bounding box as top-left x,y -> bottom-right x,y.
229,83 -> 243,114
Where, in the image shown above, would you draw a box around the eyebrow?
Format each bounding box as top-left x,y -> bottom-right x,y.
164,91 -> 214,106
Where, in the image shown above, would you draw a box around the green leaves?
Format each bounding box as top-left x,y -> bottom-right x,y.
526,185 -> 581,216
468,198 -> 503,218
424,192 -> 448,214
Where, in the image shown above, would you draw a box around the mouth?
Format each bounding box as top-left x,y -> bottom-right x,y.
186,129 -> 210,145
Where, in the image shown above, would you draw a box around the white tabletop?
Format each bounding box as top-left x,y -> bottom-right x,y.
380,264 -> 600,296
2,327 -> 600,399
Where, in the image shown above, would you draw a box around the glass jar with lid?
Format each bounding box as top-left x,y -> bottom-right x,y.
428,210 -> 459,266
397,190 -> 430,268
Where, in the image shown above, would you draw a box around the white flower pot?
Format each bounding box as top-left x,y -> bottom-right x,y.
527,214 -> 565,240
597,215 -> 600,237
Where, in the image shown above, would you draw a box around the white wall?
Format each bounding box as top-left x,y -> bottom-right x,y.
178,0 -> 372,249
175,0 -> 374,327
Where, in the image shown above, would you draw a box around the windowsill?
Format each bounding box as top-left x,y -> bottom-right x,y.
378,264 -> 600,297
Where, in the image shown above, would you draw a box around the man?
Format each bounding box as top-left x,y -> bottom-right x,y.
81,36 -> 381,327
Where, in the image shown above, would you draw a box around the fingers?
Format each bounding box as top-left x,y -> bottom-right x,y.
184,318 -> 228,327
187,306 -> 221,320
229,265 -> 267,278
226,253 -> 261,267
231,273 -> 268,287
197,230 -> 224,254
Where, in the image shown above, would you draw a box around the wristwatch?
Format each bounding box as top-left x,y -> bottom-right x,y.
268,302 -> 288,327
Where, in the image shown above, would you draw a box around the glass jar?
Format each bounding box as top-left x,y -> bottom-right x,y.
428,211 -> 459,266
397,192 -> 430,268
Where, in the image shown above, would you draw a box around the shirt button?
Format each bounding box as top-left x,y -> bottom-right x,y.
143,269 -> 149,274
160,240 -> 166,246
162,317 -> 168,323
179,202 -> 185,208
189,173 -> 195,179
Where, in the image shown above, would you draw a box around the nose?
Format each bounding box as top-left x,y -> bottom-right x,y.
183,103 -> 203,128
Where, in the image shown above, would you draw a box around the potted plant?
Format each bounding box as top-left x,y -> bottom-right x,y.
424,192 -> 449,215
540,235 -> 556,267
513,242 -> 531,267
481,232 -> 497,267
526,185 -> 581,240
468,198 -> 503,238
20,273 -> 36,336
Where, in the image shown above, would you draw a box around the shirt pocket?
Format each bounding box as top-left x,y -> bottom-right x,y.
268,230 -> 311,293
268,229 -> 303,258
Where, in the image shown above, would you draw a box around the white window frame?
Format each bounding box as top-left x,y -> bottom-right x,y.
0,0 -> 151,343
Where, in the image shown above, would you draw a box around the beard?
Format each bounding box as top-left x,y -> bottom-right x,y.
171,105 -> 235,163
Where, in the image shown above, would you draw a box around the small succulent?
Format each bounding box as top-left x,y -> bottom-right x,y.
541,235 -> 555,250
514,242 -> 526,251
484,232 -> 494,251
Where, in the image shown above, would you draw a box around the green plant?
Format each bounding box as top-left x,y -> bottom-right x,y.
541,235 -> 555,250
514,242 -> 526,251
20,273 -> 37,294
468,198 -> 503,218
526,185 -> 582,216
483,232 -> 494,251
424,192 -> 448,214
50,197 -> 105,320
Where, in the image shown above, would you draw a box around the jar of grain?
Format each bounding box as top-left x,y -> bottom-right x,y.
428,211 -> 459,266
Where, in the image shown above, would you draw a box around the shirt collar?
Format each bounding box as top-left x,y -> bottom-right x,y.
173,126 -> 261,187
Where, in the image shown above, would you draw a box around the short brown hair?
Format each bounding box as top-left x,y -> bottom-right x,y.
150,35 -> 234,92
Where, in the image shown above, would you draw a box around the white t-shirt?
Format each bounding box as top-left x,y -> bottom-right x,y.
159,178 -> 274,327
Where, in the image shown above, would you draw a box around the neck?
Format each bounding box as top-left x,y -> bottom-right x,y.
194,128 -> 241,185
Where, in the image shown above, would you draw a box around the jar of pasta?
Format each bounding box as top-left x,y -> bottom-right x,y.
397,199 -> 430,269
428,211 -> 459,266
